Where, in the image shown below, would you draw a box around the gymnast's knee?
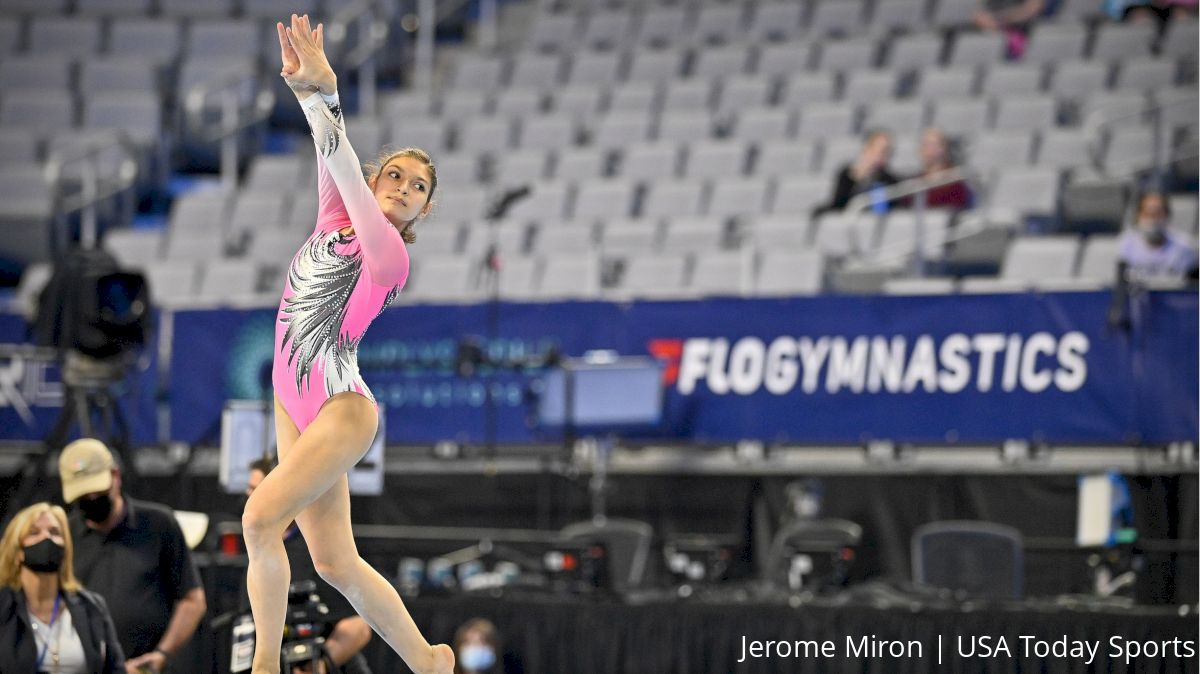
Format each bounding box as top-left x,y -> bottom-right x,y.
312,554 -> 361,590
241,500 -> 289,548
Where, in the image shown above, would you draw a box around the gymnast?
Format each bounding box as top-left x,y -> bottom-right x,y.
241,13 -> 453,674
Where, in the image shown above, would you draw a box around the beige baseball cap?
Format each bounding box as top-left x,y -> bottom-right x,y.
59,439 -> 115,504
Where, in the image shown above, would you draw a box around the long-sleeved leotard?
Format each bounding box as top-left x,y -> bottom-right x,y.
272,91 -> 410,432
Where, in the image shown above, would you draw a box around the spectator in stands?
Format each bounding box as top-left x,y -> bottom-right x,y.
1117,191 -> 1199,282
58,438 -> 207,674
913,128 -> 974,210
824,129 -> 900,214
453,618 -> 518,674
0,502 -> 125,673
1107,0 -> 1195,22
244,456 -> 374,674
974,0 -> 1047,29
974,0 -> 1047,57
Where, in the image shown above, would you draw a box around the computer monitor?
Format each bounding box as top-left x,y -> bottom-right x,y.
537,354 -> 664,430
220,399 -> 385,495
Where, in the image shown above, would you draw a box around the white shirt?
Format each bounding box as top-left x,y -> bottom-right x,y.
1118,229 -> 1198,282
28,601 -> 88,674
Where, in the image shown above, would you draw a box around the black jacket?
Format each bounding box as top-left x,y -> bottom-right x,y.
0,585 -> 126,674
824,164 -> 901,214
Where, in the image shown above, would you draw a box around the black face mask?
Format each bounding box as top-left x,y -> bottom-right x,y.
78,493 -> 114,523
22,539 -> 65,574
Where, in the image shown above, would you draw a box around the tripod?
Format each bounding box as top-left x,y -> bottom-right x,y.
31,247 -> 149,478
44,349 -> 137,476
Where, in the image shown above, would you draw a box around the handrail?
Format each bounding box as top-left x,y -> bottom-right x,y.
369,0 -> 505,103
183,71 -> 275,143
328,0 -> 391,66
476,0 -> 499,50
342,20 -> 391,71
326,0 -> 392,115
843,168 -> 982,272
842,98 -> 1199,272
184,70 -> 275,188
328,0 -> 377,35
414,0 -> 436,91
425,0 -> 480,30
43,133 -> 141,249
1082,95 -> 1195,182
407,0 -> 490,92
844,167 -> 975,215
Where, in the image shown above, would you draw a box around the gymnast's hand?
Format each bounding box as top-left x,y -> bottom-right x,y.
277,13 -> 337,96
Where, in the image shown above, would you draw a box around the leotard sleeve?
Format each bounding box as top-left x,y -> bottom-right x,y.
300,91 -> 410,288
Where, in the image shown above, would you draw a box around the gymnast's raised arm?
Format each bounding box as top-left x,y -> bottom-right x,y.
277,13 -> 412,287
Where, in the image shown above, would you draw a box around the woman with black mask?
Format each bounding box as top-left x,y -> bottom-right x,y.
0,502 -> 125,673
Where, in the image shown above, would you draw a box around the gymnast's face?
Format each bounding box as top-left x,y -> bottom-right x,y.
371,155 -> 434,228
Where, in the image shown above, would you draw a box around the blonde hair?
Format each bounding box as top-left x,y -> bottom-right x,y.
0,502 -> 81,592
364,146 -> 437,245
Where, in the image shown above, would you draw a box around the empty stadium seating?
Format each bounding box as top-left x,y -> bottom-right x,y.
0,0 -> 1195,309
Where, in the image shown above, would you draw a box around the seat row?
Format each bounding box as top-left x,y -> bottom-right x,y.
62,230 -> 1142,310
401,60 -> 1196,122
523,0 -> 1191,52
161,164 -> 1066,236
0,0 -> 326,20
353,88 -> 1195,161
447,23 -> 1198,91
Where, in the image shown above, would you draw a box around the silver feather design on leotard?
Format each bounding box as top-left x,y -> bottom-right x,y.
375,286 -> 400,319
303,95 -> 343,158
280,231 -> 362,396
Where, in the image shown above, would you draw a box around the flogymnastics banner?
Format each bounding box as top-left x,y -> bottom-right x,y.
1,291 -> 1196,446
163,290 -> 1197,446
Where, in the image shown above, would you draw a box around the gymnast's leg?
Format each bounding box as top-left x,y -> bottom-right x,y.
242,392 -> 451,674
293,462 -> 453,674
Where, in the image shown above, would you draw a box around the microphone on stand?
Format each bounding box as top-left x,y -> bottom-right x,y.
477,184 -> 534,458
487,185 -> 533,220
485,243 -> 501,273
482,185 -> 534,274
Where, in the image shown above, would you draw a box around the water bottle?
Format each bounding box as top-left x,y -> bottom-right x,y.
495,561 -> 520,585
397,557 -> 425,596
427,557 -> 455,590
869,184 -> 889,214
457,560 -> 484,585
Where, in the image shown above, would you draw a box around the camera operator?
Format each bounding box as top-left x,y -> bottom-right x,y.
245,457 -> 372,674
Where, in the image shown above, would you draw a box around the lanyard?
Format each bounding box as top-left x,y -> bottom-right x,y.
34,593 -> 62,671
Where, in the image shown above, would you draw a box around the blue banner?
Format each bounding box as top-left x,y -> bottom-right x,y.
3,291 -> 1194,446
156,291 -> 1197,446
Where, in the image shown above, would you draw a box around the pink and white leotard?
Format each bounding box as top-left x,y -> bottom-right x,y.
272,91 -> 410,432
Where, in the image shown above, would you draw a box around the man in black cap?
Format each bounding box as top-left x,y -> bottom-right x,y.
59,438 -> 208,674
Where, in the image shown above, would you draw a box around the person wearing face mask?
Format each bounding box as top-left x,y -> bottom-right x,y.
1117,191 -> 1198,283
0,501 -> 126,673
57,438 -> 207,674
452,619 -> 518,674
